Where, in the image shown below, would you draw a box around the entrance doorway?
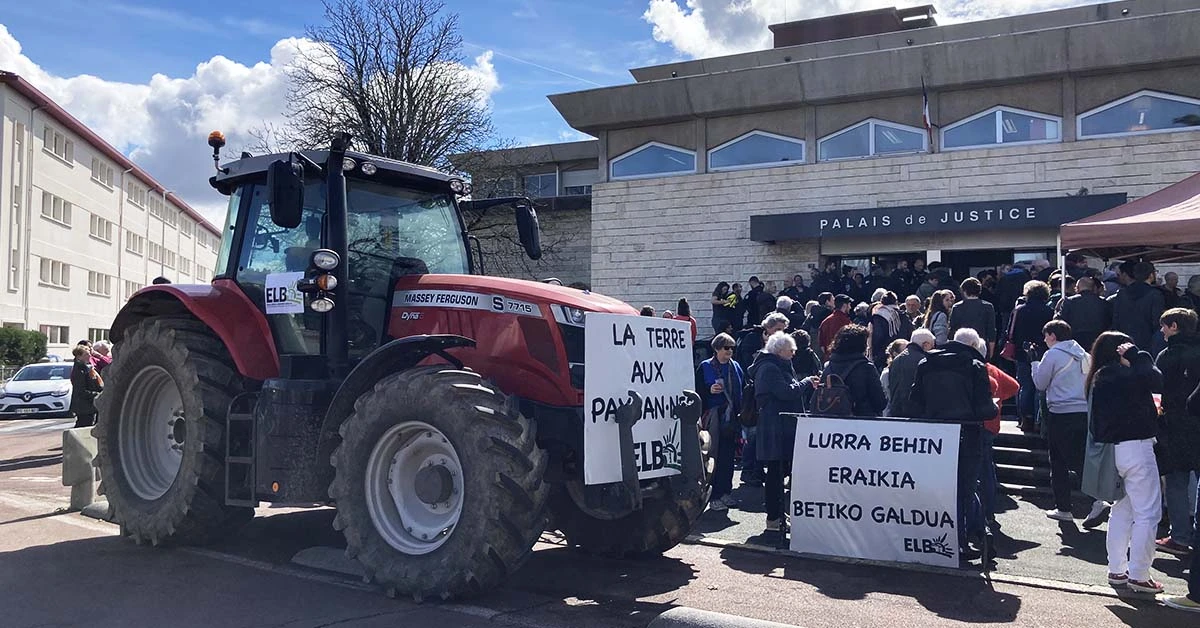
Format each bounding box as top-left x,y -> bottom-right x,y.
827,247 -> 1057,287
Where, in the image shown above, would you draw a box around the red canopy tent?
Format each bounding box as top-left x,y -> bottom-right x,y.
1060,172 -> 1200,262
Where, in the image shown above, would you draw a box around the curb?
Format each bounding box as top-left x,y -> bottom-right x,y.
683,534 -> 1126,600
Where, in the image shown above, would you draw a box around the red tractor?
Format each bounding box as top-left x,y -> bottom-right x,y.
94,132 -> 710,600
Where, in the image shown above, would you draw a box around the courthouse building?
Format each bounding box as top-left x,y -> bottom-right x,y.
470,0 -> 1200,325
0,72 -> 221,354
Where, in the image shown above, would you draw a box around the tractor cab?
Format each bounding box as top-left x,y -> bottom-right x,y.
207,132 -> 541,375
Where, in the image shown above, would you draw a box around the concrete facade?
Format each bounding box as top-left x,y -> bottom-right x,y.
530,1 -> 1200,328
0,74 -> 220,356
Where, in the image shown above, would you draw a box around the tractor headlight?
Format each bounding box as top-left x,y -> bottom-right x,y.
342,157 -> 357,172
561,306 -> 586,326
449,179 -> 467,194
360,162 -> 377,175
311,249 -> 340,271
314,273 -> 337,291
311,297 -> 335,313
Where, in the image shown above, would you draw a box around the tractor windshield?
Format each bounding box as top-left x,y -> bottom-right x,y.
227,177 -> 469,358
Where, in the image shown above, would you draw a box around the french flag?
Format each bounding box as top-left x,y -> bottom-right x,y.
922,77 -> 933,150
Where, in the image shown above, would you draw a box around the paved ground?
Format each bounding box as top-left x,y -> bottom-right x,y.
3,416 -> 1199,628
693,478 -> 1192,594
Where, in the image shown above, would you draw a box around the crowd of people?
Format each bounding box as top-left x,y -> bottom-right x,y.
686,255 -> 1200,613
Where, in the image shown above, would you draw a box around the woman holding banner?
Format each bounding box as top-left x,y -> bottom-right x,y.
700,333 -> 744,512
748,332 -> 808,533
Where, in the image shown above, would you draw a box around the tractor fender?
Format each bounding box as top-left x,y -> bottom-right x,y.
317,334 -> 476,466
110,280 -> 280,381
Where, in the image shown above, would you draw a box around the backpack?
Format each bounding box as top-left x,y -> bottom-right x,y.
811,373 -> 855,416
739,378 -> 758,427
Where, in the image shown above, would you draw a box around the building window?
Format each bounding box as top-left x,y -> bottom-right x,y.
181,219 -> 194,238
941,106 -> 1061,150
180,257 -> 192,276
709,130 -> 806,171
39,324 -> 70,345
125,231 -> 145,256
127,181 -> 148,208
88,271 -> 112,297
124,280 -> 142,300
88,328 -> 110,342
195,266 -> 207,281
164,250 -> 176,269
39,258 -> 70,289
148,242 -> 163,263
818,119 -> 926,161
41,191 -> 72,226
563,185 -> 592,195
42,125 -> 74,163
1078,90 -> 1200,139
89,214 -> 114,243
164,207 -> 178,228
90,157 -> 115,188
9,249 -> 18,291
609,142 -> 696,180
523,173 -> 557,198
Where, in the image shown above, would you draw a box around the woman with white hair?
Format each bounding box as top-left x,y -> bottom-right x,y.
92,340 -> 113,372
747,331 -> 808,533
958,327 -> 1019,543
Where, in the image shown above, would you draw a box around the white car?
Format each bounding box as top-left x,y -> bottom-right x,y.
0,363 -> 74,418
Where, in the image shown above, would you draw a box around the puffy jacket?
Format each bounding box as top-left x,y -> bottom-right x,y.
822,351 -> 887,417
885,345 -> 927,418
1090,348 -> 1161,444
1032,340 -> 1090,414
910,341 -> 998,427
1109,282 -> 1166,350
748,352 -> 806,462
1156,333 -> 1200,473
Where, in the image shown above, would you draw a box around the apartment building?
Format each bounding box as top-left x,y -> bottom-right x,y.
0,72 -> 221,355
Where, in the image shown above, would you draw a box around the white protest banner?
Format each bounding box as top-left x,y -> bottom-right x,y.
583,313 -> 693,485
264,272 -> 305,315
790,416 -> 961,568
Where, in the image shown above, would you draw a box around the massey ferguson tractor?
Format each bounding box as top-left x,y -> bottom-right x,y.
93,132 -> 710,600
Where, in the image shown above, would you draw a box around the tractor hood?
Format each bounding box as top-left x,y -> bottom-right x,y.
396,274 -> 637,316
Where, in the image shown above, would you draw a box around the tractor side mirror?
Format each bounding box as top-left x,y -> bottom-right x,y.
267,159 -> 304,229
515,202 -> 542,261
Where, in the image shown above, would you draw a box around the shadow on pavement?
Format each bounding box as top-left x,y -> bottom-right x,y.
0,508 -> 70,526
0,453 -> 63,472
718,546 -> 1023,624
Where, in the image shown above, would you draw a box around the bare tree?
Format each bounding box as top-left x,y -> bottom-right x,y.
280,0 -> 494,168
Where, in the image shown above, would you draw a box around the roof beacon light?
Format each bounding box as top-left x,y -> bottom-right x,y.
207,130 -> 226,173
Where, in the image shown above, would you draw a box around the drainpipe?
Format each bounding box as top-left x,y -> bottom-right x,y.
160,189 -> 170,279
21,106 -> 42,329
117,167 -> 132,307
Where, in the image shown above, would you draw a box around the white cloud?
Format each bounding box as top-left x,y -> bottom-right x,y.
643,0 -> 1096,59
0,25 -> 500,226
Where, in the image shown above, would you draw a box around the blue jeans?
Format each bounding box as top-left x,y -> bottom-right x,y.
1165,470 -> 1198,547
1016,360 -> 1036,421
958,429 -> 985,546
978,431 -> 998,524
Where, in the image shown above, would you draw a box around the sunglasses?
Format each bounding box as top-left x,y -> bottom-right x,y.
717,346 -> 734,351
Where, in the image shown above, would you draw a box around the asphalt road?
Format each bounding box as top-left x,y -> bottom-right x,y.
1,417 -> 1196,628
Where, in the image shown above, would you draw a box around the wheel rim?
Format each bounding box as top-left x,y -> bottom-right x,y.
365,421 -> 464,555
118,365 -> 186,501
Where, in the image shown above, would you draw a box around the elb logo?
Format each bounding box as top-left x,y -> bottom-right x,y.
904,534 -> 954,558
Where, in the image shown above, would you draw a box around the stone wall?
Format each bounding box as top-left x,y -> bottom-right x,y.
590,131 -> 1200,330
470,205 -> 592,287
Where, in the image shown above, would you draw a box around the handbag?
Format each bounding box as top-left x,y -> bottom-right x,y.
1081,393 -> 1125,502
999,308 -> 1019,362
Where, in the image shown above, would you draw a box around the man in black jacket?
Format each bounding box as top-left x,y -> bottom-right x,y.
911,330 -> 999,560
1111,262 -> 1166,350
887,328 -> 935,417
950,278 -> 997,359
1155,308 -> 1200,558
1058,277 -> 1111,352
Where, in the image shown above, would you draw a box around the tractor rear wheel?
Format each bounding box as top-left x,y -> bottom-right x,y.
549,421 -> 714,557
94,316 -> 254,545
329,367 -> 548,601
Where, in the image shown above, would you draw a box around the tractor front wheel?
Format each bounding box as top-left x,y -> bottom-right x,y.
329,367 -> 548,601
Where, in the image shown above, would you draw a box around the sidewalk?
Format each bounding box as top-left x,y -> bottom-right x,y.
691,477 -> 1192,596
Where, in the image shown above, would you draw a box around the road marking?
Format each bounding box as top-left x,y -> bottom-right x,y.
0,419 -> 74,434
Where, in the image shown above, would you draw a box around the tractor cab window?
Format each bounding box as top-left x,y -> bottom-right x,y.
235,183 -> 328,356
343,180 -> 469,359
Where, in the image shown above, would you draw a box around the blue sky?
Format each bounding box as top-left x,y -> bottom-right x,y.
2,0 -> 673,146
0,0 -> 1090,222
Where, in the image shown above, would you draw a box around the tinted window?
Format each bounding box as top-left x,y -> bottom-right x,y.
819,124 -> 870,160
942,116 -> 996,149
611,144 -> 695,179
873,124 -> 925,154
710,133 -> 804,170
1080,93 -> 1200,137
